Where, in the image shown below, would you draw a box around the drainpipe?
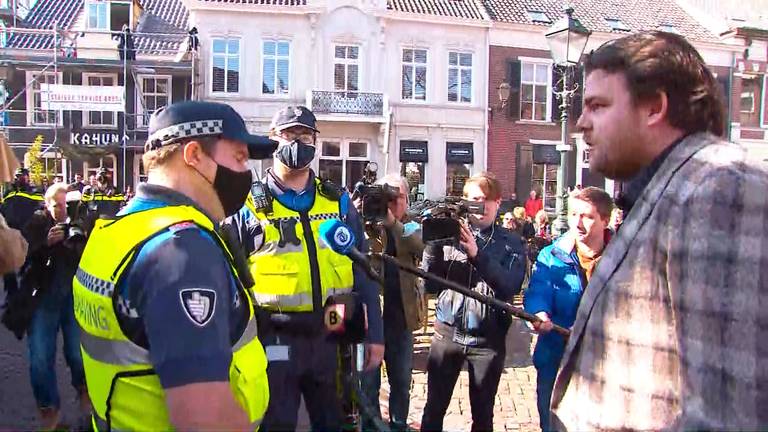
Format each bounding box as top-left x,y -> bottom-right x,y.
383,103 -> 393,174
483,24 -> 490,172
728,50 -> 735,142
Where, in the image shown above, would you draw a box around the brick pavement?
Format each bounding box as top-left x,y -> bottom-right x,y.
375,298 -> 543,432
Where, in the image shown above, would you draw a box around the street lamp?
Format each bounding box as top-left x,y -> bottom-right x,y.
544,6 -> 590,236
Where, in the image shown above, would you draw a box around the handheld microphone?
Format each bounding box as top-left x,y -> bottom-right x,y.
318,219 -> 382,284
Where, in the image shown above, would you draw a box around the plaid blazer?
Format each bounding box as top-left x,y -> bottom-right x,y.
551,132 -> 768,430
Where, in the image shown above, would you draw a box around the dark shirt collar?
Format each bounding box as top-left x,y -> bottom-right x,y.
133,183 -> 218,225
616,136 -> 686,215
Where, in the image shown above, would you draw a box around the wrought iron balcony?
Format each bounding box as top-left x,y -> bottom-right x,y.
310,90 -> 384,116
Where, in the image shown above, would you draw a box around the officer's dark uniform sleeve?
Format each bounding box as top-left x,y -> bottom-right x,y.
130,226 -> 234,388
344,199 -> 384,345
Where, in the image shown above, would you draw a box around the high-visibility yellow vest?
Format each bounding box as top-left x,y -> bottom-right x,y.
80,191 -> 125,203
245,179 -> 354,312
2,190 -> 44,202
73,205 -> 269,431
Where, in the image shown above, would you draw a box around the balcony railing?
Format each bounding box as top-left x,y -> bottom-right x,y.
310,90 -> 384,116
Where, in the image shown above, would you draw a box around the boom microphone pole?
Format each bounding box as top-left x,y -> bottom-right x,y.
370,252 -> 571,338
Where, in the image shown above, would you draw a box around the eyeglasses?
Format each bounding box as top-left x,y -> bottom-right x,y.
279,130 -> 315,144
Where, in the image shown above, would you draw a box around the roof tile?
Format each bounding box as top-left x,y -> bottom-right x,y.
7,0 -> 190,56
387,0 -> 487,20
482,0 -> 719,42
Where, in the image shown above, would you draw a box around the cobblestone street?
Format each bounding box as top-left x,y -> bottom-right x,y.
376,298 -> 542,432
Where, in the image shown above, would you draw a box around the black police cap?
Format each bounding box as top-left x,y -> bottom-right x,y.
270,105 -> 319,133
146,101 -> 278,160
14,167 -> 29,176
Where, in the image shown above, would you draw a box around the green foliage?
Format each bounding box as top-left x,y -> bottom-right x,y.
25,135 -> 45,186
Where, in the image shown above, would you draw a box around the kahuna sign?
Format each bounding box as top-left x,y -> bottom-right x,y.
40,84 -> 124,112
71,131 -> 120,146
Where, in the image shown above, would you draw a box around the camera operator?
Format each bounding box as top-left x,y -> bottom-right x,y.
420,172 -> 526,432
21,183 -> 90,429
358,174 -> 425,431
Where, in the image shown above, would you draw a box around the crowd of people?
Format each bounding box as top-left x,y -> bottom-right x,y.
0,29 -> 766,432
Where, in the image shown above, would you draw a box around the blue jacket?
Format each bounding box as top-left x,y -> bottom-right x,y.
524,234 -> 587,373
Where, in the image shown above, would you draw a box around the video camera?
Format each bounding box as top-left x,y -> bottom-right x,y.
56,221 -> 86,243
350,162 -> 399,223
419,197 -> 485,243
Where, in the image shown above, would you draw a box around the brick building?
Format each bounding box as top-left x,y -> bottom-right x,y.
483,0 -> 741,209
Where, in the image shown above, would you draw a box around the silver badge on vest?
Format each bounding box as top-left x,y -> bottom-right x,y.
180,289 -> 216,326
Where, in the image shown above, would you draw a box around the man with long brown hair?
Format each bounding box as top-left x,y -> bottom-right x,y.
551,31 -> 768,429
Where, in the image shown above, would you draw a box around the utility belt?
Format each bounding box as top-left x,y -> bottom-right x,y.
255,292 -> 367,344
255,308 -> 325,337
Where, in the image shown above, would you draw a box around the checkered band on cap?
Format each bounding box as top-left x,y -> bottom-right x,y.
145,119 -> 224,151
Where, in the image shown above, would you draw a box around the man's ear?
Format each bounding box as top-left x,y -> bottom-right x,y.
182,140 -> 205,167
645,91 -> 669,127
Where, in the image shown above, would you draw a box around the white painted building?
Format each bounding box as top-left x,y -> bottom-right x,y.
183,0 -> 490,199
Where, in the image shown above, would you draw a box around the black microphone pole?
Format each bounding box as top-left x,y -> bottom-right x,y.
370,252 -> 571,338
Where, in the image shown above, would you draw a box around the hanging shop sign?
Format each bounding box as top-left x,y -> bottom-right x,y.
41,84 -> 124,112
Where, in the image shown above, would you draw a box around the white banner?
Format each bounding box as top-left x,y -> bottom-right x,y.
40,84 -> 124,112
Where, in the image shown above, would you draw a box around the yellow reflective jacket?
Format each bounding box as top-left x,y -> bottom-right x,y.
245,178 -> 354,312
73,204 -> 269,431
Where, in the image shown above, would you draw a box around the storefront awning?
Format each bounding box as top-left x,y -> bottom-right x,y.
446,142 -> 473,164
400,140 -> 429,163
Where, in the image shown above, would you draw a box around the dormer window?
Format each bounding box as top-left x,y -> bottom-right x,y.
659,23 -> 678,33
527,10 -> 552,24
87,0 -> 132,31
87,0 -> 109,30
605,18 -> 631,32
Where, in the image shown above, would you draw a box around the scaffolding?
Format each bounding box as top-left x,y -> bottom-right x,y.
0,24 -> 199,188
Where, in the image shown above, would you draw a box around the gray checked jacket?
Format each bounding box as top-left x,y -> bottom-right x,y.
551,132 -> 768,430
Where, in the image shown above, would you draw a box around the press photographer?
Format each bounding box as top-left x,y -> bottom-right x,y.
20,183 -> 90,429
356,174 -> 425,431
419,172 -> 526,432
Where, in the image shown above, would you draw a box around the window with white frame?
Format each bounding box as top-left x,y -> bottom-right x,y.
334,45 -> 359,96
262,41 -> 289,95
402,49 -> 427,101
136,75 -> 171,128
83,73 -> 117,128
0,22 -> 6,48
520,62 -> 550,121
27,71 -> 61,126
41,152 -> 66,183
211,38 -> 240,94
134,154 -> 148,185
87,0 -> 109,30
532,163 -> 558,211
401,162 -> 426,202
84,156 -> 117,187
448,52 -> 472,103
740,74 -> 763,127
318,140 -> 369,190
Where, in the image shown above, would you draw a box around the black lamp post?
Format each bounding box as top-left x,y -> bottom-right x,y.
544,6 -> 590,235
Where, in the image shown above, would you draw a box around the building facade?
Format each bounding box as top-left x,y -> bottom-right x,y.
483,0 -> 742,209
0,0 -> 192,191
184,0 -> 490,200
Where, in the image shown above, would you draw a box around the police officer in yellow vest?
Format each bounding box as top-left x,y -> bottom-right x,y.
76,168 -> 125,234
223,105 -> 385,431
73,101 -> 276,431
1,167 -> 43,295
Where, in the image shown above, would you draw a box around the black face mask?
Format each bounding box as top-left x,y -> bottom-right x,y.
210,163 -> 253,217
275,140 -> 316,170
